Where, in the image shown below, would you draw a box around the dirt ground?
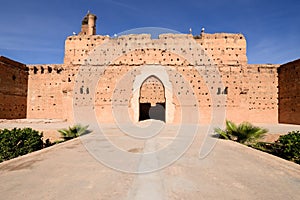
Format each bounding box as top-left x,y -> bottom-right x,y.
0,123 -> 299,200
0,119 -> 298,143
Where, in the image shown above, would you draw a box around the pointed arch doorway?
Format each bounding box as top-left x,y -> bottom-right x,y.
139,76 -> 166,122
131,65 -> 175,124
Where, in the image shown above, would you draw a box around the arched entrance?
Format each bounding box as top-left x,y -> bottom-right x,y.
139,76 -> 166,122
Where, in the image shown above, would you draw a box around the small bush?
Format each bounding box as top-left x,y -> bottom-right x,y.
252,142 -> 275,153
214,120 -> 268,145
58,124 -> 90,140
252,131 -> 300,165
0,128 -> 44,162
273,131 -> 300,164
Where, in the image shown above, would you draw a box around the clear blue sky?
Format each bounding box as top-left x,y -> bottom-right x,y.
0,0 -> 299,64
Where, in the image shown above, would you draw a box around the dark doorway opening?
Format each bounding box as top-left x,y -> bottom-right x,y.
139,103 -> 166,122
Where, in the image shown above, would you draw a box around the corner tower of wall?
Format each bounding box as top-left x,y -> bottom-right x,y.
79,11 -> 97,36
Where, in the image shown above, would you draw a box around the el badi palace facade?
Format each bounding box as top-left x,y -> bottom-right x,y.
0,13 -> 299,124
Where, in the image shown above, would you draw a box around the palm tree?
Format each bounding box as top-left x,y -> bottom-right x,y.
214,120 -> 268,145
58,124 -> 89,140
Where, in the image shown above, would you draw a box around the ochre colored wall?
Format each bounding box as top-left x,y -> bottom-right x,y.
1,13 -> 293,124
278,59 -> 300,125
0,56 -> 28,119
195,33 -> 247,66
26,64 -> 75,121
24,31 -> 280,124
6,13 -> 283,124
140,76 -> 165,105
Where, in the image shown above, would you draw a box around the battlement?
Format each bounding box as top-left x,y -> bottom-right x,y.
64,31 -> 247,66
194,33 -> 247,65
64,35 -> 109,64
27,64 -> 64,75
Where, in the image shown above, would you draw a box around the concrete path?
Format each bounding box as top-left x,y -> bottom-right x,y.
0,124 -> 300,200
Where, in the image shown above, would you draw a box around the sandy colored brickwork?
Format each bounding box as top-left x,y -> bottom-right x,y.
0,56 -> 28,119
278,59 -> 300,124
2,13 -> 297,125
26,23 -> 280,124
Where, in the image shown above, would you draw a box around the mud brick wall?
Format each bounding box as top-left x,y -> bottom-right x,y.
0,13 -> 285,124
278,59 -> 300,125
140,76 -> 165,105
71,34 -> 279,124
64,35 -> 109,65
220,64 -> 279,123
0,56 -> 28,119
24,15 -> 281,124
195,33 -> 247,66
26,64 -> 76,120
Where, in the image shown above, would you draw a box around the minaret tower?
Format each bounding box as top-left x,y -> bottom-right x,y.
79,11 -> 97,36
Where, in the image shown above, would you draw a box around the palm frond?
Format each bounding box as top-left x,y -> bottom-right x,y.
215,120 -> 268,145
214,127 -> 230,140
58,124 -> 90,140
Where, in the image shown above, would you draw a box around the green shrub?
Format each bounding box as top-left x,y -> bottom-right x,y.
0,128 -> 44,162
252,142 -> 275,153
58,124 -> 90,140
273,131 -> 300,164
214,120 -> 268,145
252,131 -> 300,165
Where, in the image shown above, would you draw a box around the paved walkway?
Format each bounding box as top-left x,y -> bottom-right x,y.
0,124 -> 300,200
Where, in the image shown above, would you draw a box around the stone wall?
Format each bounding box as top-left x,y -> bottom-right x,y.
64,32 -> 247,67
195,33 -> 247,66
64,35 -> 109,64
0,13 -> 290,124
220,64 -> 279,123
278,59 -> 300,124
92,64 -> 278,124
26,64 -> 75,121
70,34 -> 279,124
0,56 -> 28,119
140,76 -> 165,105
19,13 -> 282,124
